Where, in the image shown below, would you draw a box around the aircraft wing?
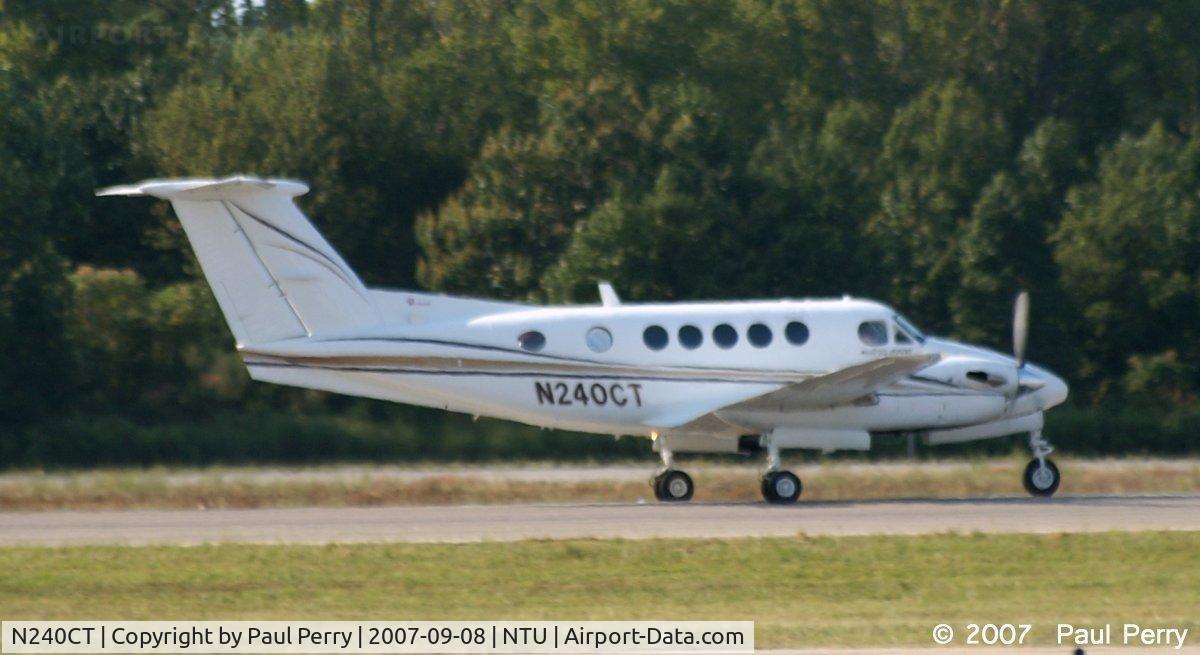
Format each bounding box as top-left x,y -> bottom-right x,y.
646,353 -> 939,432
728,353 -> 940,412
646,404 -> 753,435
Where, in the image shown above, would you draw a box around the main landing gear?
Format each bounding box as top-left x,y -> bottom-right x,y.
653,469 -> 694,502
649,434 -> 803,504
760,437 -> 801,504
1023,429 -> 1061,497
651,439 -> 694,502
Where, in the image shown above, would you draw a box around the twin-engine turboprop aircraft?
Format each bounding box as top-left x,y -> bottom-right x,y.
101,176 -> 1070,503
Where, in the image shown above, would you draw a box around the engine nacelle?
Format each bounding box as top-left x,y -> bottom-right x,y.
924,411 -> 1043,445
917,355 -> 1017,394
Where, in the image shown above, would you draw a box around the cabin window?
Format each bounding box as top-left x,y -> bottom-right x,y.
785,321 -> 809,346
894,327 -> 913,345
747,323 -> 772,348
678,324 -> 703,350
857,320 -> 888,346
643,325 -> 669,351
586,327 -> 613,353
713,323 -> 738,349
518,330 -> 546,352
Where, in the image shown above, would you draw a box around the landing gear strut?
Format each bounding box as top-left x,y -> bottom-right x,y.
651,437 -> 694,502
760,436 -> 802,504
1023,429 -> 1061,497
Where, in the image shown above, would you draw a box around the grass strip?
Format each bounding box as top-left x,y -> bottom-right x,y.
1,532 -> 1197,647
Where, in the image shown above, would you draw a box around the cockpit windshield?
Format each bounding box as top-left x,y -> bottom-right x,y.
894,314 -> 925,344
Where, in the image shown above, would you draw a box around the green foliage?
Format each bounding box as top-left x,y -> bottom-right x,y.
871,81 -> 1010,331
65,266 -> 233,413
1044,404 -> 1200,455
0,71 -> 89,424
952,118 -> 1086,371
737,100 -> 888,298
0,411 -> 647,468
1054,124 -> 1200,401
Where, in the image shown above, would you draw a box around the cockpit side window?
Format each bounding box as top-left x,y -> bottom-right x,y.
857,320 -> 888,346
894,314 -> 926,343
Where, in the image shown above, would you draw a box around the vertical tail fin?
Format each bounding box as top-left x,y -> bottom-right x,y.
99,176 -> 381,347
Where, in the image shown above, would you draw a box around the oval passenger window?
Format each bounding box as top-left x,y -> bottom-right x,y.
518,330 -> 546,352
713,324 -> 738,349
678,325 -> 703,350
643,325 -> 669,351
785,321 -> 809,346
747,323 -> 772,348
586,327 -> 613,353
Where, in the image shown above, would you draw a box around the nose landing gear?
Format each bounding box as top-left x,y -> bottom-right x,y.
1023,430 -> 1061,497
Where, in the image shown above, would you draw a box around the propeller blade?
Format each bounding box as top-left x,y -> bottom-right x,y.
1013,290 -> 1030,368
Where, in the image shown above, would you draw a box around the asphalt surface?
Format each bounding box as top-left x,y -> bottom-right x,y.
1,494 -> 1197,546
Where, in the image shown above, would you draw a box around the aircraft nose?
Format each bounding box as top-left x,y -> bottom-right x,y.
1035,369 -> 1069,409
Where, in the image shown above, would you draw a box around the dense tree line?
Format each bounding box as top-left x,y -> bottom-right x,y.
3,0 -> 1200,441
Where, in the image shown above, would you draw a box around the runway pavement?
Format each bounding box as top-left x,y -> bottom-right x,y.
1,494 -> 1197,546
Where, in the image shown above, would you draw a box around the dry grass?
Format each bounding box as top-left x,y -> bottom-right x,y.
1,457 -> 1197,511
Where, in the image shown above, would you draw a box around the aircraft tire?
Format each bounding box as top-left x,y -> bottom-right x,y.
1022,458 -> 1060,497
654,470 -> 694,502
761,470 -> 801,504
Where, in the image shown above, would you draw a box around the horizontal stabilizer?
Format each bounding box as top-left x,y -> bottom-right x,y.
97,176 -> 309,201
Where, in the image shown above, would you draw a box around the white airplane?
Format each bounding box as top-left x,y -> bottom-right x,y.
101,176 -> 1070,504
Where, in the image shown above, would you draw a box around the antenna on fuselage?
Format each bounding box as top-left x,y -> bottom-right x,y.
598,281 -> 621,307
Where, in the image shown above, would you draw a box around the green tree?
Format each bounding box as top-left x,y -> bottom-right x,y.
0,72 -> 90,423
737,99 -> 888,300
952,118 -> 1086,370
1053,123 -> 1200,401
66,266 -> 238,414
143,29 -> 432,288
540,176 -> 738,303
417,77 -> 700,299
870,80 -> 1009,331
